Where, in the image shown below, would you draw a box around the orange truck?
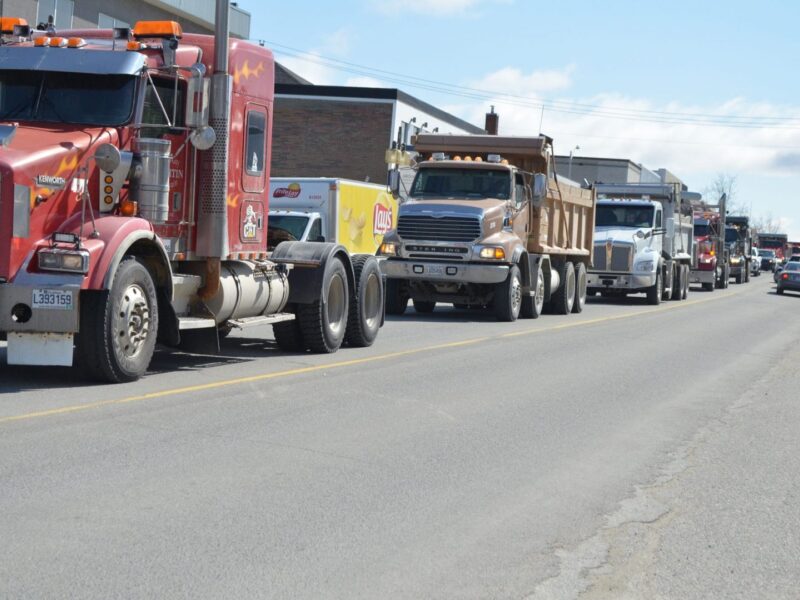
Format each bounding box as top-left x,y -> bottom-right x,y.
0,5 -> 383,382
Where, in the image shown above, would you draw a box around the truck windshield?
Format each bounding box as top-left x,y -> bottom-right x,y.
596,205 -> 654,228
694,222 -> 711,237
725,228 -> 739,243
268,215 -> 309,250
410,168 -> 511,200
758,250 -> 775,257
0,70 -> 136,126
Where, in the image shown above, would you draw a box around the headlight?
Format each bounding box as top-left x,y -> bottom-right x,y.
730,257 -> 741,264
479,247 -> 505,260
635,260 -> 654,272
38,248 -> 90,274
378,242 -> 398,256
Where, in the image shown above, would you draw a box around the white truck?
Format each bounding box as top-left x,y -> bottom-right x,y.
268,178 -> 397,255
587,183 -> 694,304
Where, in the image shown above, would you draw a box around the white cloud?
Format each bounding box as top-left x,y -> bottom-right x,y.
275,28 -> 352,85
370,0 -> 511,17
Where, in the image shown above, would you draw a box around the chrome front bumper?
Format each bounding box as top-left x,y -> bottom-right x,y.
587,272 -> 655,290
381,259 -> 509,285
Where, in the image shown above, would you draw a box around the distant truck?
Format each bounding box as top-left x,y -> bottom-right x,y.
690,197 -> 729,290
379,134 -> 596,321
587,183 -> 694,304
268,178 -> 397,254
758,233 -> 789,264
725,216 -> 752,283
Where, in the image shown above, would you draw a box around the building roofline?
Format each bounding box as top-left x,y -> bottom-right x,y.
275,84 -> 484,134
554,155 -> 645,168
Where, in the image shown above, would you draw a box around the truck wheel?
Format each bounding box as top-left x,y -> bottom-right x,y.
663,264 -> 674,301
77,257 -> 158,383
735,271 -> 743,284
550,260 -> 575,315
385,279 -> 408,316
521,264 -> 544,319
273,318 -> 305,352
494,264 -> 522,321
702,282 -> 714,292
345,255 -> 383,347
671,264 -> 682,300
646,269 -> 662,305
681,265 -> 689,299
413,299 -> 436,313
572,262 -> 587,313
297,256 -> 348,353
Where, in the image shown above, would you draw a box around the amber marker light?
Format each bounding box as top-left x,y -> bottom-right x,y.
119,200 -> 137,216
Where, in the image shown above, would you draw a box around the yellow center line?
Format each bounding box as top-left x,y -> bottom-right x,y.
0,285 -> 746,426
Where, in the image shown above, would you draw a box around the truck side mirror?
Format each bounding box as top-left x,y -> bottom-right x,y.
185,63 -> 209,128
531,173 -> 547,208
388,170 -> 401,197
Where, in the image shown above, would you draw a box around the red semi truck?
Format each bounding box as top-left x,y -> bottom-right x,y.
0,6 -> 383,382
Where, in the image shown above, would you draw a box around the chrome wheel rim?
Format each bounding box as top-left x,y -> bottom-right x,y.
117,283 -> 150,359
535,270 -> 545,313
327,273 -> 347,335
511,274 -> 522,315
363,272 -> 382,330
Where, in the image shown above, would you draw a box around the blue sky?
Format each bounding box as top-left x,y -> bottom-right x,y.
245,0 -> 800,238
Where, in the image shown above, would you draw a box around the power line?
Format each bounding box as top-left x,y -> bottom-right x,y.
263,40 -> 800,130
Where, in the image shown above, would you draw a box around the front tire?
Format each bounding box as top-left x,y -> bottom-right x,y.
646,269 -> 662,305
77,257 -> 158,383
494,264 -> 522,321
385,278 -> 408,315
345,255 -> 383,347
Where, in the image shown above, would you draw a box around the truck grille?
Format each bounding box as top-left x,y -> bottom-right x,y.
593,243 -> 633,272
398,215 -> 481,242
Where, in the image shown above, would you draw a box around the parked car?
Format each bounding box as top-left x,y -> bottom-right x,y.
788,254 -> 800,264
759,249 -> 778,272
750,248 -> 761,277
776,261 -> 800,294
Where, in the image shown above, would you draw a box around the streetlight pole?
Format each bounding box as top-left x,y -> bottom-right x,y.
567,145 -> 580,180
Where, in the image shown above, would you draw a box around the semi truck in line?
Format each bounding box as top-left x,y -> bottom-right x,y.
725,215 -> 752,284
0,4 -> 383,382
587,183 -> 694,304
378,134 -> 596,321
757,233 -> 789,265
690,195 -> 729,290
268,178 -> 397,254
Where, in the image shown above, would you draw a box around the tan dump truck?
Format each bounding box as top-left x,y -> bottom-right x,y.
378,134 -> 595,320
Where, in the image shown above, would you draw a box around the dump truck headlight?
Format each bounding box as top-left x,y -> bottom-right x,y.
479,247 -> 505,260
378,242 -> 398,256
635,260 -> 654,272
38,248 -> 90,274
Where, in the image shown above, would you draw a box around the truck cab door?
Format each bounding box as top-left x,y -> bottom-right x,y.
512,172 -> 529,238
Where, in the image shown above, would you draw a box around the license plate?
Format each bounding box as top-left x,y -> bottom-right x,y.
427,265 -> 445,275
32,288 -> 73,310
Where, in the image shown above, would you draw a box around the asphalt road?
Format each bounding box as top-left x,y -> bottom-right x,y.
1,275 -> 798,599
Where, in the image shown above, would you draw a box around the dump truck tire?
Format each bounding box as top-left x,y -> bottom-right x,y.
646,269 -> 662,305
550,260 -> 575,315
77,257 -> 158,383
681,265 -> 689,299
521,264 -> 544,319
345,255 -> 383,347
385,279 -> 408,315
494,264 -> 522,321
572,262 -> 587,313
297,256 -> 348,353
671,264 -> 682,300
273,318 -> 305,352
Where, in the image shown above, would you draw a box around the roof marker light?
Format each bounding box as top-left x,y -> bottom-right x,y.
67,37 -> 86,48
132,20 -> 182,39
34,36 -> 50,47
0,17 -> 27,35
48,37 -> 67,47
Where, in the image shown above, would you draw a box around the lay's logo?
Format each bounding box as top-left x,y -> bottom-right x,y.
373,203 -> 393,235
273,182 -> 301,198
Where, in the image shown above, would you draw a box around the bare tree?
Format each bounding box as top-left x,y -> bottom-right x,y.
752,212 -> 783,235
702,173 -> 749,216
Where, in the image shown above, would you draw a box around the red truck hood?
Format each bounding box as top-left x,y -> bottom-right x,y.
0,124 -> 120,281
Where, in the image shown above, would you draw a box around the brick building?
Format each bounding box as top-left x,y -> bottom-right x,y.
272,82 -> 484,186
